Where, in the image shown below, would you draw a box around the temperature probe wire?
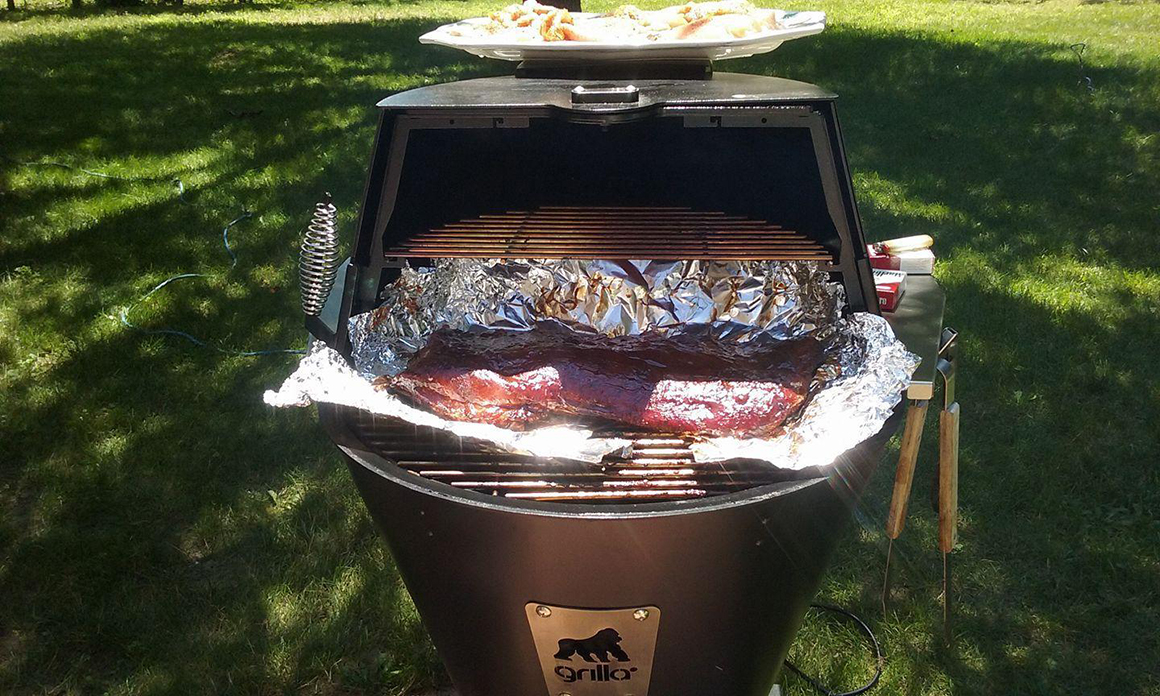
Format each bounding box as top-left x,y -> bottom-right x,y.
3,152 -> 304,357
783,603 -> 884,696
117,210 -> 305,357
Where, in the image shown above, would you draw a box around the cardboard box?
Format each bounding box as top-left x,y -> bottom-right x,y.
874,269 -> 907,312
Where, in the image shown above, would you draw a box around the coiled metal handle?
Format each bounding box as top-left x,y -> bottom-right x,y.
300,193 -> 340,317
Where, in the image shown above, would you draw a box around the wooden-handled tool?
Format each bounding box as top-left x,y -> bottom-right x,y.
882,399 -> 929,613
934,328 -> 959,643
875,234 -> 935,255
939,401 -> 960,642
882,327 -> 960,642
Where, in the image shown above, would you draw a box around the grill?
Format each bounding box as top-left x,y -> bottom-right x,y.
386,206 -> 832,261
345,407 -> 807,502
303,55 -> 948,696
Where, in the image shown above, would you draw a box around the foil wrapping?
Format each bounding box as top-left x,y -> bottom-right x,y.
350,259 -> 842,377
267,258 -> 919,469
690,312 -> 919,469
263,341 -> 632,464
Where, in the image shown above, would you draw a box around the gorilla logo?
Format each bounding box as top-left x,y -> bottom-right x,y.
554,628 -> 630,663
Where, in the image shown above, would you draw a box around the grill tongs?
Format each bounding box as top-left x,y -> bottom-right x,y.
882,328 -> 960,642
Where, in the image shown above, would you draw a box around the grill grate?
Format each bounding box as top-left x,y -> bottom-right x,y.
346,409 -> 802,503
385,207 -> 833,261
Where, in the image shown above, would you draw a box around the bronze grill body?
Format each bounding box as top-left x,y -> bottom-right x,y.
308,71 -> 909,696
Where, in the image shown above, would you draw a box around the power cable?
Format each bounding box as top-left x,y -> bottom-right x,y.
1069,42 -> 1095,93
2,152 -> 188,201
117,209 -> 304,356
783,603 -> 884,696
4,152 -> 304,356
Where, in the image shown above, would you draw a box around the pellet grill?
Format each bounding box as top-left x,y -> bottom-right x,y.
302,57 -> 950,696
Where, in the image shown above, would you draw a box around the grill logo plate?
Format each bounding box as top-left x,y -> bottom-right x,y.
526,603 -> 660,696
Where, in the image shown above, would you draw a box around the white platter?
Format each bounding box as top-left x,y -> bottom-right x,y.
419,9 -> 825,62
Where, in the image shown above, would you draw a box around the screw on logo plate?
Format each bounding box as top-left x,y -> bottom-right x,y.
536,605 -> 552,618
633,609 -> 650,621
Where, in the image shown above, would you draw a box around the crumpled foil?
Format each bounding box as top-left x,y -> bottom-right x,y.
263,341 -> 632,464
267,258 -> 919,469
350,259 -> 843,377
691,313 -> 920,469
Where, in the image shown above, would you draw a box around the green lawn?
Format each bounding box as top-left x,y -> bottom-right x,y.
2,0 -> 1159,693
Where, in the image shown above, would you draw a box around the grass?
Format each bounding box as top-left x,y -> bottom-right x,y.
1,0 -> 1159,693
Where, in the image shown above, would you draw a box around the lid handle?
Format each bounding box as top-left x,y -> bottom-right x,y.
571,84 -> 640,105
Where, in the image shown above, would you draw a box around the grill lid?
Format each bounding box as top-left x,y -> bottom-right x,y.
375,73 -> 836,113
311,72 -> 880,350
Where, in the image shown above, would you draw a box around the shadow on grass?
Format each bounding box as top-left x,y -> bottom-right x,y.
0,0 -> 308,23
0,14 -> 494,694
1,9 -> 1158,696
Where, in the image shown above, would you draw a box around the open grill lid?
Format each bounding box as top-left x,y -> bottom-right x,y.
307,73 -> 878,349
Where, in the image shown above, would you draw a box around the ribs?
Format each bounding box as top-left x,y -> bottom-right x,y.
374,325 -> 829,437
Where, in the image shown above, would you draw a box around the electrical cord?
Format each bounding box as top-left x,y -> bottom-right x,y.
4,151 -> 303,357
1,152 -> 188,201
1069,42 -> 1095,93
117,209 -> 304,356
783,603 -> 884,696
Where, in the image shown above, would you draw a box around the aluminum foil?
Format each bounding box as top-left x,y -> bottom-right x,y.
267,258 -> 919,469
266,314 -> 915,470
691,313 -> 919,469
263,341 -> 632,464
350,259 -> 842,377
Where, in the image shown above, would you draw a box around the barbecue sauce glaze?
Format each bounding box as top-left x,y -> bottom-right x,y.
374,324 -> 829,437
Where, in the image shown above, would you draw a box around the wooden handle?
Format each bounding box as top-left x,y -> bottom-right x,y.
938,403 -> 960,554
886,400 -> 929,539
880,234 -> 935,254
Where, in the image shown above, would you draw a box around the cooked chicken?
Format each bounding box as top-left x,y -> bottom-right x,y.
478,0 -> 782,42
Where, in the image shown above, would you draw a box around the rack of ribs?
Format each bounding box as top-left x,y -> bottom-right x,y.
374,324 -> 830,437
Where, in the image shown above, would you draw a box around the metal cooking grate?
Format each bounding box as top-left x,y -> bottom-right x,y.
385,207 -> 833,261
346,409 -> 802,503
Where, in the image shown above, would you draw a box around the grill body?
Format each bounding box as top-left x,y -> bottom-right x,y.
324,404 -> 901,696
310,72 -> 905,696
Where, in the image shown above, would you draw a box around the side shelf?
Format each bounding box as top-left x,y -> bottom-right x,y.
883,275 -> 947,401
